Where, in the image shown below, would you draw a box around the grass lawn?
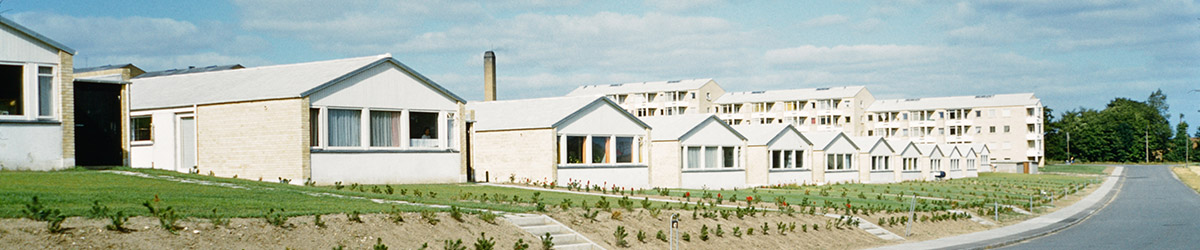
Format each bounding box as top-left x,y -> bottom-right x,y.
1172,166 -> 1200,193
0,169 -> 420,218
1040,164 -> 1108,175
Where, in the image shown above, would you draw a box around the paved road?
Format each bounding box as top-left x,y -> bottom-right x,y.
1005,165 -> 1200,249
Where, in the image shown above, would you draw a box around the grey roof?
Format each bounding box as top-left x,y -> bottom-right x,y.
639,114 -> 745,141
0,16 -> 75,54
866,93 -> 1040,112
134,64 -> 244,79
803,131 -> 858,151
886,139 -> 917,154
731,123 -> 810,146
131,54 -> 465,110
75,63 -> 140,74
714,86 -> 866,104
916,144 -> 942,157
467,95 -> 649,132
849,136 -> 893,153
566,78 -> 714,96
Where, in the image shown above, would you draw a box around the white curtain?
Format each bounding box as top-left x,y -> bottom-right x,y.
704,147 -> 719,169
687,147 -> 701,169
328,109 -> 360,147
370,111 -> 401,147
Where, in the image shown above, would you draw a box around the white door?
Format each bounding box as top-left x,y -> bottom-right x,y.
177,116 -> 196,172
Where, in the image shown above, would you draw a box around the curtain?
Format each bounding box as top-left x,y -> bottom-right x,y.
370,111 -> 401,147
704,147 -> 719,169
687,147 -> 701,169
328,109 -> 361,147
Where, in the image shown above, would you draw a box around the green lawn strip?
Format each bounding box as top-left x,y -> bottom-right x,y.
360,183 -> 684,211
1040,164 -> 1108,175
0,170 -> 422,218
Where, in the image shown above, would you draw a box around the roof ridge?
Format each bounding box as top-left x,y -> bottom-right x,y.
134,54 -> 388,80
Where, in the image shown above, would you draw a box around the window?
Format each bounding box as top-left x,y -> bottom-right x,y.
950,159 -> 960,170
409,111 -> 438,147
967,159 -> 976,169
446,113 -> 456,148
723,147 -> 736,168
938,112 -> 944,119
826,153 -> 852,170
704,147 -> 719,169
309,109 -> 320,146
369,110 -> 403,147
975,110 -> 981,117
686,146 -> 702,169
771,151 -> 783,169
903,157 -> 918,170
871,156 -> 890,170
567,136 -> 586,163
938,128 -> 944,135
328,109 -> 361,147
989,126 -> 996,133
131,116 -> 152,142
931,159 -> 941,170
0,65 -> 23,115
37,67 -> 52,116
591,136 -> 610,163
615,137 -> 633,163
1004,125 -> 1011,133
975,127 -> 981,134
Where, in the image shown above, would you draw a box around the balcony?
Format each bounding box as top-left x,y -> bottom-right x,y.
1026,116 -> 1042,124
1025,133 -> 1043,140
945,119 -> 973,126
910,120 -> 935,127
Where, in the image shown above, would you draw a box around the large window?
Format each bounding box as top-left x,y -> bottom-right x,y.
826,153 -> 852,170
37,67 -> 52,116
686,146 -> 701,169
309,109 -> 320,146
684,145 -> 739,169
967,159 -> 976,169
770,150 -> 803,169
566,136 -> 586,164
0,65 -> 23,115
370,110 -> 403,147
723,147 -> 736,168
131,116 -> 152,142
704,147 -> 719,169
931,159 -> 941,170
903,157 -> 918,171
328,109 -> 361,147
615,137 -> 633,163
871,156 -> 890,170
409,111 -> 438,147
591,136 -> 610,163
950,159 -> 960,170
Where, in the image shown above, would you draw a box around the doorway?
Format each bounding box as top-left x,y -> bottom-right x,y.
74,81 -> 123,166
176,116 -> 196,172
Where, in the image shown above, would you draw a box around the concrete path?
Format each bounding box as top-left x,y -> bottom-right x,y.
1003,165 -> 1200,249
868,166 -> 1124,250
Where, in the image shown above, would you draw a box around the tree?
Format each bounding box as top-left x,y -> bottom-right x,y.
1044,91 -> 1174,163
1167,114 -> 1190,162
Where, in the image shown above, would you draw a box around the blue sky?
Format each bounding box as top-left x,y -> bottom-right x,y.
6,0 -> 1199,132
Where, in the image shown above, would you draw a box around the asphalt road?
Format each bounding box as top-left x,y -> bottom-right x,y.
1005,165 -> 1200,249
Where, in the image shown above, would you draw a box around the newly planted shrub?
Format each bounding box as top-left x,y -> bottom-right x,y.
388,206 -> 405,224
540,233 -> 554,250
88,200 -> 111,219
106,211 -> 131,232
142,201 -> 182,233
614,226 -> 630,247
714,224 -> 724,237
473,232 -> 495,250
699,225 -> 710,241
349,210 -> 364,223
681,232 -> 691,242
513,239 -> 529,250
266,208 -> 292,228
656,230 -> 668,242
210,208 -> 230,227
636,230 -> 647,243
581,209 -> 600,222
450,206 -> 465,222
314,214 -> 327,228
477,211 -> 497,224
610,210 -> 623,221
732,226 -> 742,238
422,211 -> 440,225
374,238 -> 388,250
444,239 -> 465,250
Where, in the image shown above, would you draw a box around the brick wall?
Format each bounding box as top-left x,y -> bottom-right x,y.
471,128 -> 555,183
649,141 -> 681,187
196,98 -> 308,182
58,51 -> 74,167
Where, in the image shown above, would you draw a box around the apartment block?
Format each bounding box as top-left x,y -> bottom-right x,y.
565,78 -> 725,117
712,86 -> 875,135
862,93 -> 1044,167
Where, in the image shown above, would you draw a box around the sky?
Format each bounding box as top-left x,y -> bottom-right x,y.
5,0 -> 1199,132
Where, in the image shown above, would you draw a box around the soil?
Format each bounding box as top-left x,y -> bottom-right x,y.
0,213 -> 538,250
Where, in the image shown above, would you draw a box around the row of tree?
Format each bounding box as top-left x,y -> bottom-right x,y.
1044,90 -> 1199,163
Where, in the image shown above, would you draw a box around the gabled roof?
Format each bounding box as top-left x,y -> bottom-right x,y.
866,93 -> 1040,112
639,114 -> 745,141
134,64 -> 244,79
804,131 -> 858,151
731,123 -> 811,146
969,144 -> 991,155
566,78 -> 714,96
0,16 -> 75,54
849,136 -> 893,153
886,139 -> 918,155
916,144 -> 942,157
130,54 -> 465,110
467,95 -> 649,132
714,86 -> 866,104
943,144 -> 963,157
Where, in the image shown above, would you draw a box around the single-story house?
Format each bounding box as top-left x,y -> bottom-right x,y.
129,54 -> 468,184
0,16 -> 76,170
886,139 -> 922,182
970,144 -> 992,172
805,132 -> 860,184
641,114 -> 747,189
961,145 -> 980,178
732,123 -> 812,186
850,136 -> 896,184
916,144 -> 944,180
466,95 -> 652,188
944,144 -> 965,179
73,64 -> 146,167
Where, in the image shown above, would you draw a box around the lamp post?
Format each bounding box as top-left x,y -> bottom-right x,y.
1066,131 -> 1071,164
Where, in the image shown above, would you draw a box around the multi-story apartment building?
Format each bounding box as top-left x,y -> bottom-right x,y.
862,93 -> 1044,167
711,86 -> 875,135
565,78 -> 725,117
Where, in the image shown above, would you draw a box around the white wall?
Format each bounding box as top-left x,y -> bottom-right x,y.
901,171 -> 922,181
681,170 -> 746,189
311,152 -> 462,184
309,63 -> 458,110
557,102 -> 647,135
767,131 -> 809,151
0,123 -> 62,170
558,166 -> 650,189
768,170 -> 813,185
825,171 -> 857,184
869,172 -> 894,183
949,169 -> 965,179
680,119 -> 743,146
129,107 -> 193,172
0,24 -> 59,64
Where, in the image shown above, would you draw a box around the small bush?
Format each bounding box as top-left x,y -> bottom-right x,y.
581,209 -> 599,222
450,206 -> 465,222
477,211 -> 497,224
656,230 -> 668,242
714,224 -> 724,237
444,239 -> 466,250
474,232 -> 495,250
422,211 -> 440,225
699,225 -> 710,241
266,208 -> 292,228
614,226 -> 630,247
106,211 -> 131,232
760,222 -> 770,235
388,207 -> 405,224
732,226 -> 742,238
87,200 -> 111,219
681,232 -> 691,242
540,233 -> 554,250
143,201 -> 182,233
374,238 -> 388,250
210,208 -> 230,227
610,210 -> 623,221
513,239 -> 529,250
636,230 -> 647,243
349,210 -> 364,223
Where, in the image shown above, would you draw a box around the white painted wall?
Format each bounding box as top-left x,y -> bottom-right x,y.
767,130 -> 809,151
557,102 -> 647,135
825,171 -> 858,184
901,171 -> 922,181
680,119 -> 743,146
768,170 -> 813,185
128,107 -> 193,172
869,171 -> 894,183
681,170 -> 746,189
0,24 -> 59,64
558,166 -> 650,189
309,63 -> 458,111
0,124 -> 62,170
823,136 -> 858,154
311,152 -> 462,184
949,169 -> 965,179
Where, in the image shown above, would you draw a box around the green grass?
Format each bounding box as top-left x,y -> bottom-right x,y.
1040,165 -> 1108,175
0,169 -> 421,218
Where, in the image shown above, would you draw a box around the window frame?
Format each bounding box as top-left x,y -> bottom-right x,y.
0,63 -> 59,120
130,115 -> 153,144
36,66 -> 54,118
683,145 -> 741,170
558,133 -> 644,167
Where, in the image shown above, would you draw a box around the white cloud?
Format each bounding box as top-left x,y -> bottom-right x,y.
643,0 -> 726,12
798,15 -> 849,27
